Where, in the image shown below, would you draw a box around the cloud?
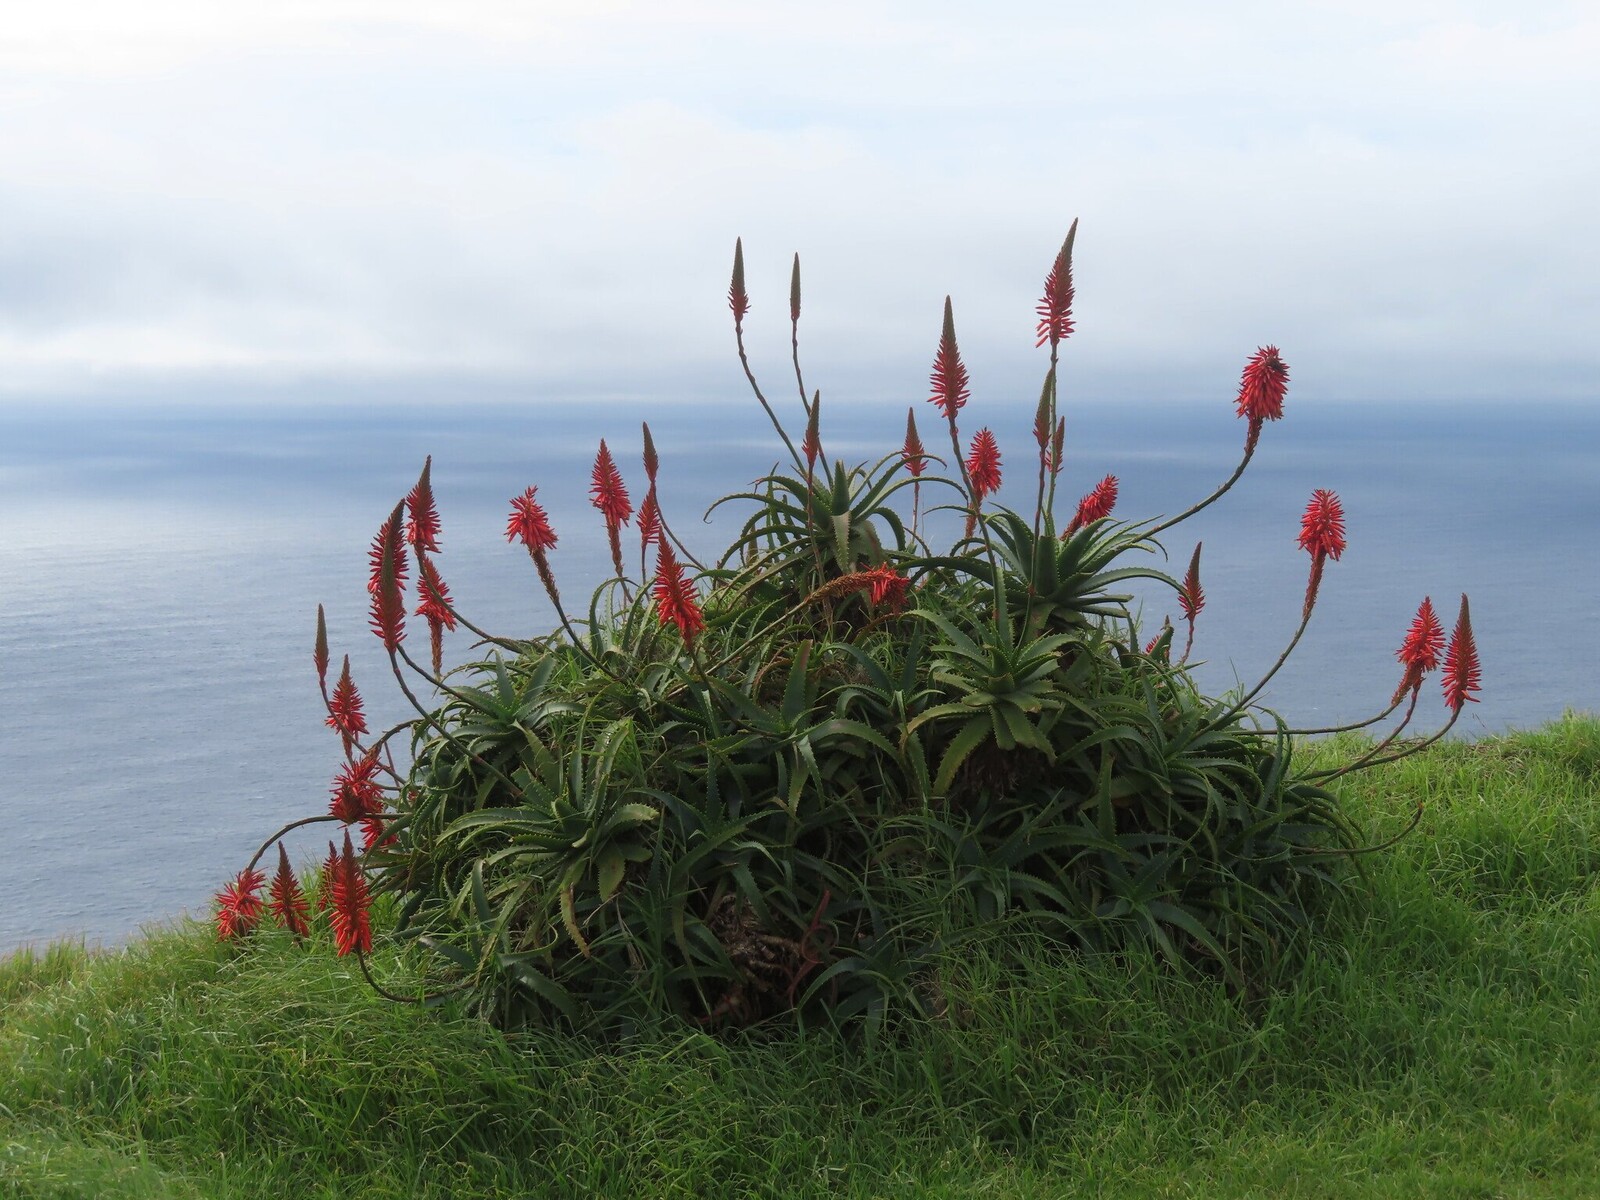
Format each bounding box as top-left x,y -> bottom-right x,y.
0,3 -> 1595,401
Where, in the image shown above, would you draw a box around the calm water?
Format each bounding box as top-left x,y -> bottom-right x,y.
2,396 -> 1596,954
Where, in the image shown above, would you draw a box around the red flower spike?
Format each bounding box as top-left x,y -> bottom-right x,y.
326,655 -> 368,752
1179,543 -> 1205,623
966,428 -> 1003,499
729,237 -> 750,326
415,555 -> 457,675
214,867 -> 266,941
269,843 -> 311,938
314,604 -> 329,691
330,750 -> 384,824
366,502 -> 409,596
928,296 -> 970,422
902,408 -> 926,477
590,440 -> 633,527
653,535 -> 705,645
1067,474 -> 1119,533
1297,489 -> 1347,562
803,393 -> 822,471
1236,346 -> 1290,456
316,841 -> 338,912
638,486 -> 661,556
1035,219 -> 1078,349
790,253 -> 802,325
1441,594 -> 1482,713
642,422 -> 659,486
360,815 -> 392,852
1391,595 -> 1446,703
864,565 -> 910,612
368,502 -> 408,651
506,487 -> 558,555
405,455 -> 442,554
330,832 -> 373,958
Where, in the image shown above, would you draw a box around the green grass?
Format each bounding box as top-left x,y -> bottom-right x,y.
3,712 -> 1598,1199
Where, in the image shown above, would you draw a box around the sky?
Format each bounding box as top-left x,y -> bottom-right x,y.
1,1 -> 1597,408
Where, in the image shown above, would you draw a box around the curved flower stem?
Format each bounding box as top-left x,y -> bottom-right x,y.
1147,433 -> 1257,539
1308,695 -> 1460,782
242,812 -> 383,877
386,649 -> 524,797
735,323 -> 806,474
1208,599 -> 1314,730
355,948 -> 477,1005
1284,692 -> 1406,737
1295,798 -> 1427,857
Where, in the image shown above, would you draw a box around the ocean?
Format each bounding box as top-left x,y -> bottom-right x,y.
2,395 -> 1596,954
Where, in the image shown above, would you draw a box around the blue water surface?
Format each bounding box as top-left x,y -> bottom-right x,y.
1,393 -> 1595,953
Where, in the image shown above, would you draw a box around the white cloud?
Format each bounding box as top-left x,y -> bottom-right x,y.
0,3 -> 1596,401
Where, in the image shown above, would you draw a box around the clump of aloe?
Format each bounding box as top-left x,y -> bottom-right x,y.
215,221 -> 1482,1036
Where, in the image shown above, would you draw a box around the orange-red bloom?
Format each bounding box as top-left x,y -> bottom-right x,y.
325,655 -> 368,752
1235,346 -> 1289,425
1441,594 -> 1481,713
1035,221 -> 1077,349
415,555 -> 457,675
652,535 -> 705,645
590,440 -> 633,527
330,750 -> 385,824
314,604 -> 329,691
405,455 -> 442,554
902,408 -> 927,477
1391,595 -> 1445,703
214,867 -> 266,941
928,297 -> 970,422
329,832 -> 373,957
506,487 -> 558,555
368,502 -> 408,651
269,843 -> 311,938
1297,490 -> 1346,562
1179,542 -> 1204,624
864,565 -> 910,612
316,841 -> 338,912
1068,474 -> 1119,533
966,428 -> 1002,499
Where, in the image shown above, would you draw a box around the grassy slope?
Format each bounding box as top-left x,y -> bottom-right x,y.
2,713 -> 1598,1199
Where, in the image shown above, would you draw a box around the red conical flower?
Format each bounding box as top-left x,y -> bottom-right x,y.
368,502 -> 408,651
729,237 -> 750,326
1297,489 -> 1346,562
367,502 -> 410,596
902,408 -> 926,477
1391,595 -> 1446,703
330,750 -> 385,824
1236,345 -> 1289,424
329,832 -> 373,957
1441,594 -> 1481,713
415,554 -> 458,675
1178,542 -> 1205,624
966,428 -> 1003,499
360,815 -> 392,852
803,393 -> 822,471
590,440 -> 633,527
405,455 -> 442,554
1067,474 -> 1119,534
506,487 -> 558,555
214,867 -> 266,941
642,422 -> 659,486
325,655 -> 368,753
864,565 -> 910,612
638,486 -> 661,554
928,297 -> 970,422
1035,220 -> 1078,349
269,843 -> 311,938
1236,346 -> 1289,456
1297,489 -> 1345,619
652,535 -> 705,645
